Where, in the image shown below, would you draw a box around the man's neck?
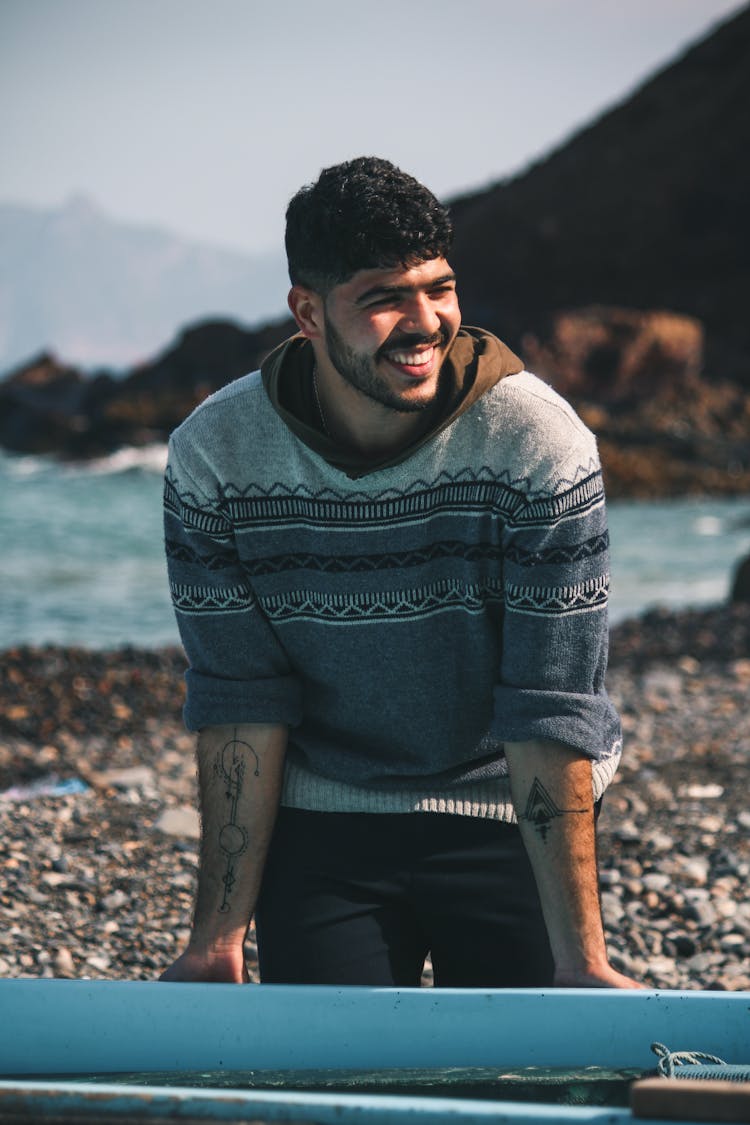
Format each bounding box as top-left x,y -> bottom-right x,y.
313,358 -> 446,461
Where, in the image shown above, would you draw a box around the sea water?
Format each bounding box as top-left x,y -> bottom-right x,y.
1,447 -> 749,650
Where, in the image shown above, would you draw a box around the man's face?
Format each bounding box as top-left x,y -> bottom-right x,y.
319,257 -> 461,414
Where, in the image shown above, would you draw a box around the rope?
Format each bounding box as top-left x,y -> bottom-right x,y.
651,1042 -> 750,1083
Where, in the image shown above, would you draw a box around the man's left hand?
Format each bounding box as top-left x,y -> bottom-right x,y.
553,964 -> 644,989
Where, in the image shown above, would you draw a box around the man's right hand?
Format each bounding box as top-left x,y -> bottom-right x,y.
158,723 -> 288,985
159,945 -> 249,983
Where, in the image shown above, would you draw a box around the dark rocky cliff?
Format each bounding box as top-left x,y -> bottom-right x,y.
0,318 -> 293,459
448,5 -> 750,386
1,7 -> 748,496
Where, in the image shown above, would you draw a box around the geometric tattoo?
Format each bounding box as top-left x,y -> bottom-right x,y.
520,777 -> 588,844
213,729 -> 259,912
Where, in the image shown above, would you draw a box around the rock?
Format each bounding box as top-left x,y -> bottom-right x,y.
682,898 -> 718,928
40,871 -> 73,888
97,766 -> 156,791
677,857 -> 710,886
451,6 -> 750,393
647,955 -> 678,979
712,848 -> 742,877
0,319 -> 293,459
730,553 -> 750,603
715,898 -> 739,921
53,948 -> 76,977
697,815 -> 724,833
155,806 -> 200,840
665,932 -> 697,958
648,832 -> 675,853
642,873 -> 671,893
685,951 -> 721,974
719,933 -> 747,952
622,879 -> 644,898
521,307 -> 704,405
2,602 -> 749,990
85,954 -> 111,974
679,783 -> 724,799
600,891 -> 625,925
101,890 -> 129,912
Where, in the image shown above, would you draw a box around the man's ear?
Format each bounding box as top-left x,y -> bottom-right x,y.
288,285 -> 325,339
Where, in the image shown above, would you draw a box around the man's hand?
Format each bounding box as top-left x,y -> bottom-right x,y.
157,722 -> 287,985
160,944 -> 249,983
505,739 -> 643,990
553,964 -> 643,989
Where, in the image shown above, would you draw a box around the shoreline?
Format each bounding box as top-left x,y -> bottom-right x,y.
1,601 -> 749,989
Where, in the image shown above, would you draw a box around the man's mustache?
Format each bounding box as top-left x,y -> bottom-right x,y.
379,329 -> 449,354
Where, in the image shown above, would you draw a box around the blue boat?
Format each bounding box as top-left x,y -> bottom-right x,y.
0,982 -> 747,1122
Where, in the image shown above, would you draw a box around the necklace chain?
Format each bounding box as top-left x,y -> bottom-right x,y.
312,365 -> 330,438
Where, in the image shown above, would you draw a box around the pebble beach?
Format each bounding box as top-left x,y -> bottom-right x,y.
1,602 -> 749,990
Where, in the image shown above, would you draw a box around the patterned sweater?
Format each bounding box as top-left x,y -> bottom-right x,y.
164,335 -> 622,822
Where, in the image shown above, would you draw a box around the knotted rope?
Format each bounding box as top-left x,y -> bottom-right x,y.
652,1042 -> 750,1082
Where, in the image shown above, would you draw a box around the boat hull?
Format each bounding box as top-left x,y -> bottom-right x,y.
0,983 -> 747,1123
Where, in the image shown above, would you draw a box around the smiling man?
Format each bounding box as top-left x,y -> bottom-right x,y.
160,157 -> 638,990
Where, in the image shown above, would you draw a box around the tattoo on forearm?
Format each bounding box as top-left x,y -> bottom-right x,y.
213,729 -> 259,912
520,777 -> 588,843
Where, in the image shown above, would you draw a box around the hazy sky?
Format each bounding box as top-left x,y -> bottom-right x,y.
1,0 -> 745,256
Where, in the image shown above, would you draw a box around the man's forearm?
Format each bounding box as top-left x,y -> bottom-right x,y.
190,722 -> 288,951
504,739 -> 634,986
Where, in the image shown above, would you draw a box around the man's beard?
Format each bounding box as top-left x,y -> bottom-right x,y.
324,317 -> 448,414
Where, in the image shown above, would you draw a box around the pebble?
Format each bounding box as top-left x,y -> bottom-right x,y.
155,806 -> 201,840
677,858 -> 710,886
0,604 -> 749,990
53,948 -> 76,977
101,890 -> 129,912
642,873 -> 671,892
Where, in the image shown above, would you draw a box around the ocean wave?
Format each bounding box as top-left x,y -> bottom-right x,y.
0,444 -> 168,478
86,444 -> 168,475
0,452 -> 55,478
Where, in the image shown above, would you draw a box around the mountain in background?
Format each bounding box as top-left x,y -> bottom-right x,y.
449,3 -> 750,386
0,196 -> 288,374
2,6 -> 749,497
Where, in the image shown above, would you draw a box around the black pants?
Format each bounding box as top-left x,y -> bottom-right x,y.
255,809 -> 553,987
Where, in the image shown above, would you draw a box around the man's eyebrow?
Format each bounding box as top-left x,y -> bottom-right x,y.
355,273 -> 457,305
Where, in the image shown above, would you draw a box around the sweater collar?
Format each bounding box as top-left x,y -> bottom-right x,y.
261,327 -> 522,477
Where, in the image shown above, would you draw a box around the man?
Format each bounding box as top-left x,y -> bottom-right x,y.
160,157 -> 637,989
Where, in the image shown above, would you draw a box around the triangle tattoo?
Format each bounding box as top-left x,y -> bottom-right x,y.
521,777 -> 588,843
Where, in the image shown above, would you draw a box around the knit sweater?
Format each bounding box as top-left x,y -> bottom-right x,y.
164,332 -> 622,822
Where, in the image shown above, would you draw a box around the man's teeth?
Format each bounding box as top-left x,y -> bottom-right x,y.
389,347 -> 434,366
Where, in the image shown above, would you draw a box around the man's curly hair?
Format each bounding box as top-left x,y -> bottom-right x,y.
285,156 -> 453,294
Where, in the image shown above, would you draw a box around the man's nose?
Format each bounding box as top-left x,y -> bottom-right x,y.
400,293 -> 441,336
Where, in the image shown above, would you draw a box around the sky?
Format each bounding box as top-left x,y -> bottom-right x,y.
1,0 -> 746,257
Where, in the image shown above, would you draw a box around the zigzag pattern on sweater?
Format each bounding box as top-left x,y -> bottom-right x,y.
165,468 -> 604,533
164,477 -> 232,539
209,461 -> 600,501
165,537 -> 238,571
166,533 -> 609,578
259,578 -> 505,624
504,532 -> 610,567
170,576 -> 506,623
169,582 -> 256,614
505,575 -> 609,616
236,541 -> 504,577
165,459 -> 602,502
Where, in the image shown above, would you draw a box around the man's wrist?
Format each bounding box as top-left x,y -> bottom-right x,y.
187,925 -> 248,956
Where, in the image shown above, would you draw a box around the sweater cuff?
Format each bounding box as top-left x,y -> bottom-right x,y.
492,685 -> 622,761
183,669 -> 303,731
